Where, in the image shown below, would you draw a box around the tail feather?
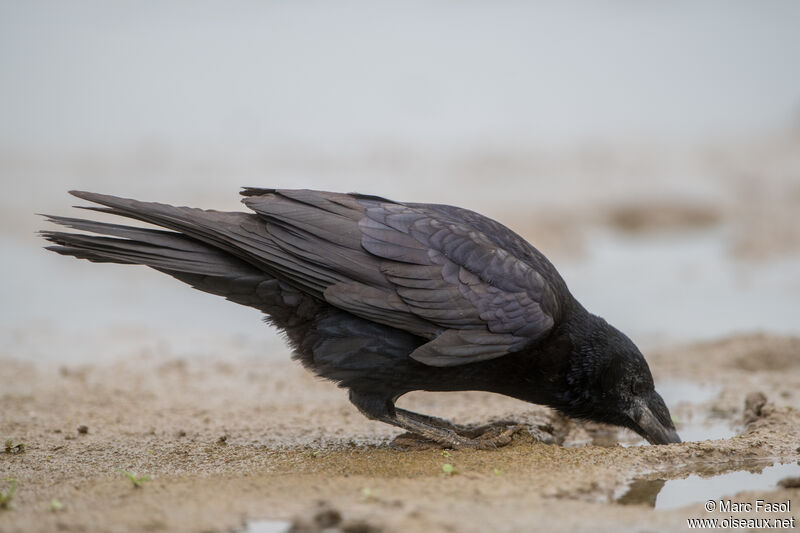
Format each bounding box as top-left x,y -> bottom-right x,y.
63,190 -> 338,296
42,214 -> 211,253
42,217 -> 257,278
66,190 -> 257,261
40,206 -> 322,324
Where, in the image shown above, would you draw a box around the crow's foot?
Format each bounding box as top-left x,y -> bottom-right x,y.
387,414 -> 524,450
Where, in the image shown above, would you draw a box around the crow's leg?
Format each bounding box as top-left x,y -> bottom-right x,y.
396,409 -> 520,439
348,391 -> 519,450
395,408 -> 521,448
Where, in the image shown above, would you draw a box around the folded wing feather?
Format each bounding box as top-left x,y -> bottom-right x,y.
245,190 -> 558,367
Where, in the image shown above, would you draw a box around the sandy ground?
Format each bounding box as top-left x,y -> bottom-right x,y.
1,333 -> 799,533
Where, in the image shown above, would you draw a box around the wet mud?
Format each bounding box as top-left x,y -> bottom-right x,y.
1,333 -> 799,532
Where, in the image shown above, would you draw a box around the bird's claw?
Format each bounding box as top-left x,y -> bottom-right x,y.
468,424 -> 524,450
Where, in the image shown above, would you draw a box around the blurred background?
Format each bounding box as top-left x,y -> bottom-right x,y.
2,1 -> 799,363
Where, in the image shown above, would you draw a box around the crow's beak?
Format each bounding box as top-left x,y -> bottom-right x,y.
629,397 -> 681,445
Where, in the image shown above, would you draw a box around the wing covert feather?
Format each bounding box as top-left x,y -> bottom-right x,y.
241,190 -> 562,367
357,202 -> 559,366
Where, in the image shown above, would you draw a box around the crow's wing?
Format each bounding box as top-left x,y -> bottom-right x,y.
243,190 -> 562,367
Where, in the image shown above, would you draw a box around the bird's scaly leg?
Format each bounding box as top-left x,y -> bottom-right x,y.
395,409 -> 520,439
378,409 -> 478,449
384,409 -> 521,450
349,391 -> 520,449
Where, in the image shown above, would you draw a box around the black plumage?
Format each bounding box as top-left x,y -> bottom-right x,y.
42,189 -> 680,447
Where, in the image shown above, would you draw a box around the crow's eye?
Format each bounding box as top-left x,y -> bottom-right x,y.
631,381 -> 646,396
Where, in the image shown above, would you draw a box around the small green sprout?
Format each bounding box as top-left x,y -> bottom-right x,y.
0,479 -> 17,509
48,499 -> 64,512
4,440 -> 25,454
118,469 -> 150,488
360,487 -> 375,502
442,463 -> 455,475
440,450 -> 452,458
493,468 -> 504,476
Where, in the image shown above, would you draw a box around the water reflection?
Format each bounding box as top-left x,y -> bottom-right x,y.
617,461 -> 800,510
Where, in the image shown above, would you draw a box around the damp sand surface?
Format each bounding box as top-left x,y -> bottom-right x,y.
1,333 -> 800,532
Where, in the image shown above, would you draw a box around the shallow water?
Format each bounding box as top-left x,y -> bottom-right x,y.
673,421 -> 735,444
561,228 -> 800,348
617,461 -> 800,510
241,520 -> 291,533
657,379 -> 720,407
655,379 -> 736,443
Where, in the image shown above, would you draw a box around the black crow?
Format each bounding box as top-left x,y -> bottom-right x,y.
42,189 -> 680,447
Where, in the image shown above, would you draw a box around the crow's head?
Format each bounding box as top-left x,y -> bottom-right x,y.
560,314 -> 681,445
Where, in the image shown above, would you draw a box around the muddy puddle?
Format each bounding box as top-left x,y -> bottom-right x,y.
618,461 -> 800,509
656,379 -> 736,443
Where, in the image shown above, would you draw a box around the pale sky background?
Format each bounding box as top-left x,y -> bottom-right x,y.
2,1 -> 799,153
